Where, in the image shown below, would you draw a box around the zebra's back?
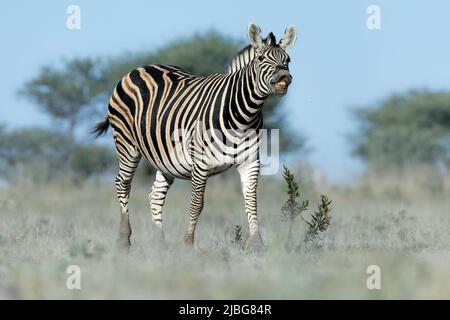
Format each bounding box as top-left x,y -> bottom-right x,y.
107,64 -> 232,179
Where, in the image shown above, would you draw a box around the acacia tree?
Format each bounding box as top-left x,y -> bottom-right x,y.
15,58 -> 112,180
19,57 -> 107,141
350,89 -> 450,171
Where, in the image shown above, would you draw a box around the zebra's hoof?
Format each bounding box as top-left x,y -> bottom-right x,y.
153,231 -> 167,249
116,236 -> 131,251
184,234 -> 194,248
244,234 -> 266,254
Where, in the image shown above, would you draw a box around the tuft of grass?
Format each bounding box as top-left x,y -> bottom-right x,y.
69,239 -> 105,259
231,224 -> 244,248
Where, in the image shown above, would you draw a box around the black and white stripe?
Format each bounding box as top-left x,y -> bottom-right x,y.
93,23 -> 297,248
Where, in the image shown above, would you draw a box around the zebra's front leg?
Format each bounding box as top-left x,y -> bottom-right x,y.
237,160 -> 264,250
184,164 -> 208,247
149,170 -> 174,244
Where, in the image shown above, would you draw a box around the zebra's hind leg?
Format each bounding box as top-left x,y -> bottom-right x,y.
184,164 -> 208,247
149,170 -> 174,245
115,147 -> 142,250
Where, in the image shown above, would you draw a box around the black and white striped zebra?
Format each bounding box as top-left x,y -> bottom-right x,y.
93,23 -> 297,249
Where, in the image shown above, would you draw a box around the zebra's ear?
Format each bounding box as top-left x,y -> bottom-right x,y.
279,25 -> 297,50
247,23 -> 263,50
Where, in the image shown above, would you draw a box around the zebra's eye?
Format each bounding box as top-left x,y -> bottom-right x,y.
258,55 -> 265,62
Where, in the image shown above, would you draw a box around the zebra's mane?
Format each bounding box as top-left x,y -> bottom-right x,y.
226,33 -> 277,74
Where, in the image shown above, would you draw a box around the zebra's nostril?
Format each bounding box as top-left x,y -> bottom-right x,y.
283,75 -> 292,85
271,69 -> 292,84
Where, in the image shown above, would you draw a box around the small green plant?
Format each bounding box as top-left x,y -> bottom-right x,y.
300,195 -> 332,251
281,165 -> 333,252
231,224 -> 243,247
281,166 -> 309,251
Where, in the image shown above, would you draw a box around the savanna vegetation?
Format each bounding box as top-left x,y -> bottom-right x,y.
1,31 -> 449,299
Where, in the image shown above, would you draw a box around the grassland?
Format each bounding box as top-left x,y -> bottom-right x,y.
0,167 -> 449,299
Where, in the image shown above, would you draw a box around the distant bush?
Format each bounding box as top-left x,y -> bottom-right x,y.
70,144 -> 113,178
356,165 -> 449,200
350,89 -> 450,171
0,126 -> 68,180
0,125 -> 113,182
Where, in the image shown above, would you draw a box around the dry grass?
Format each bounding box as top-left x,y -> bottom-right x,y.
0,168 -> 449,299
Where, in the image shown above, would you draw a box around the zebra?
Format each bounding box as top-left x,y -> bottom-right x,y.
92,23 -> 297,250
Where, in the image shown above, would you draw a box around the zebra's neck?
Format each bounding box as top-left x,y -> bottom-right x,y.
227,45 -> 256,74
225,62 -> 267,130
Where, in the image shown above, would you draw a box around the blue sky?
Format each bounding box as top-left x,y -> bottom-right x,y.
1,1 -> 449,182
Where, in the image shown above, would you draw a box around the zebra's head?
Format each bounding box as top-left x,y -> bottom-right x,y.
247,23 -> 297,96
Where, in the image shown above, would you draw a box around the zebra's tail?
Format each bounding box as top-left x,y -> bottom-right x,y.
91,116 -> 110,138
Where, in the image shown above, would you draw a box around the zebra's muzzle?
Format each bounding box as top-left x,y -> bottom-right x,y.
271,69 -> 292,95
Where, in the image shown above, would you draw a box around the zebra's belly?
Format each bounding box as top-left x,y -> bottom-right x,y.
136,131 -> 193,179
208,163 -> 234,176
137,124 -> 260,180
140,140 -> 255,180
